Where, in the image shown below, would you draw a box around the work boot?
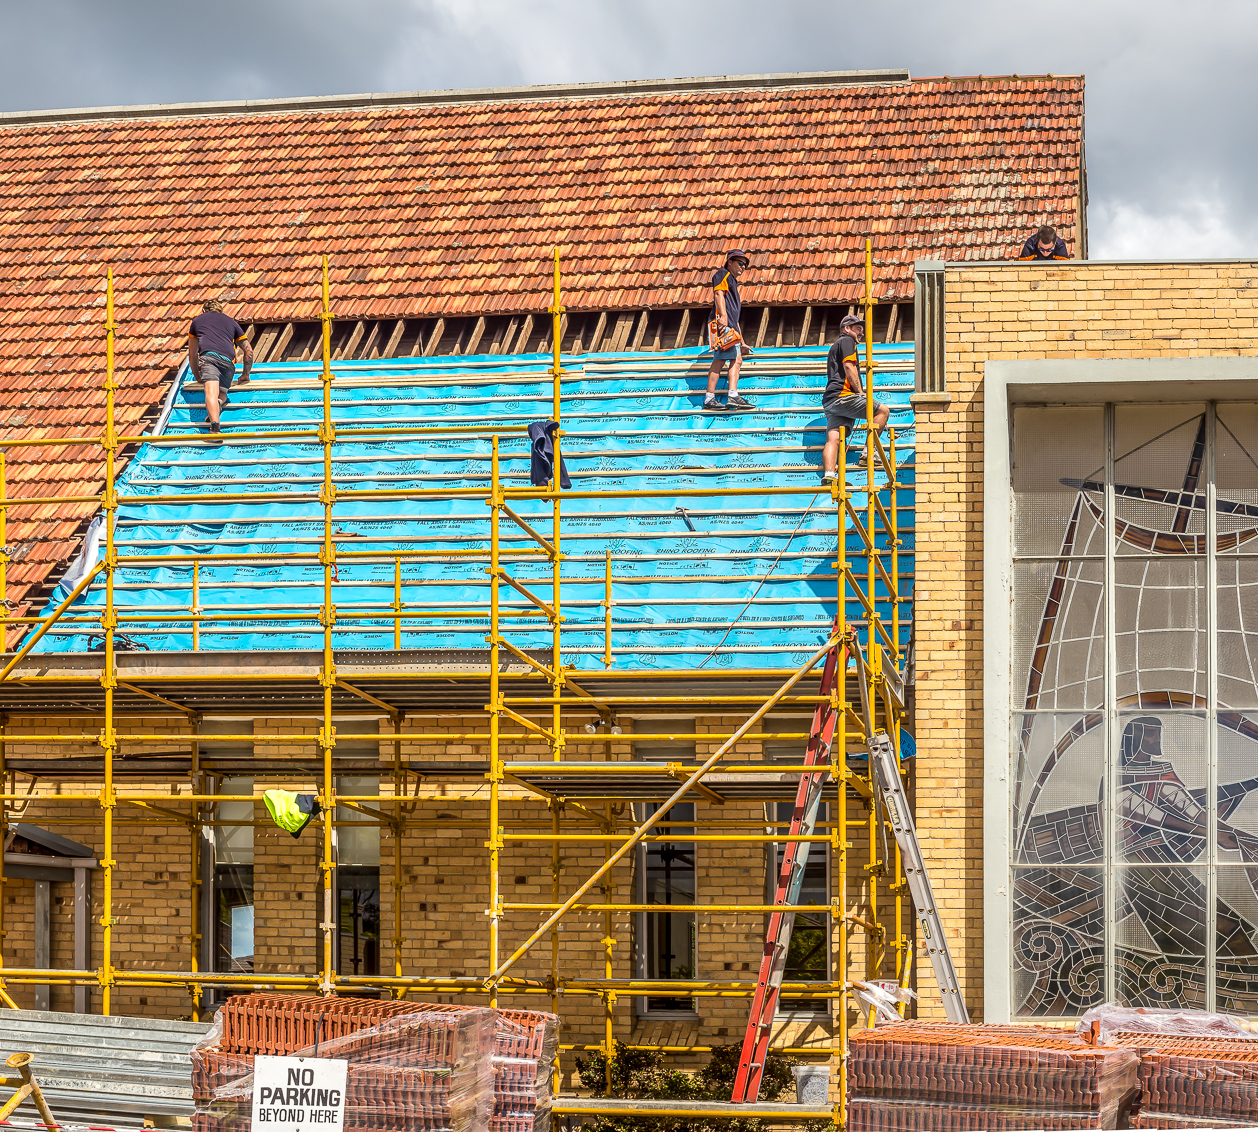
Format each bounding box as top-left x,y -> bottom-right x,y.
725,394 -> 755,412
702,397 -> 727,412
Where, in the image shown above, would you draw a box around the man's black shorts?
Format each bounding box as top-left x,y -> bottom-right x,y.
199,353 -> 235,390
824,392 -> 884,432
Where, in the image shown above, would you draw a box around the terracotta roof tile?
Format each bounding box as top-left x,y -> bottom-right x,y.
0,74 -> 1083,612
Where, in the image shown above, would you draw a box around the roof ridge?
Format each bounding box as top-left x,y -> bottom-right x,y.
0,69 -> 912,128
918,73 -> 1084,83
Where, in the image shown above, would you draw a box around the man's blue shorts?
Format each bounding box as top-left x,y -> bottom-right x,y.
711,345 -> 739,362
199,352 -> 235,389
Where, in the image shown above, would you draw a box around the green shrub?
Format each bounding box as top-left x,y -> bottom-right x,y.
572,1041 -> 836,1132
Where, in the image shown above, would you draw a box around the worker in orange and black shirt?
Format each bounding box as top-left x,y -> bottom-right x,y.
703,248 -> 755,412
821,314 -> 889,480
1018,224 -> 1071,261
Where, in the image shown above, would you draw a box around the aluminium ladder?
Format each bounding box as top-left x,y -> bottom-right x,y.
731,636 -> 843,1104
869,729 -> 970,1024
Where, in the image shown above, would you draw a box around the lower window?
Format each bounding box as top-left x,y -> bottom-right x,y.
637,801 -> 697,1013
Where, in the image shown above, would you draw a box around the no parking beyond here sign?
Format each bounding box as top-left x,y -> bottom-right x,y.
251,1055 -> 349,1132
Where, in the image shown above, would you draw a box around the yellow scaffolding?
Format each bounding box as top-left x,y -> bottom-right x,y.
0,242 -> 910,1123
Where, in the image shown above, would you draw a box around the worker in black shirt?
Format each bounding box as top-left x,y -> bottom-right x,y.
821,314 -> 889,480
187,298 -> 253,435
1018,224 -> 1071,261
703,249 -> 754,412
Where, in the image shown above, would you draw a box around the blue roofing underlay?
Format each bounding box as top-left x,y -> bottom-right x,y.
36,344 -> 915,670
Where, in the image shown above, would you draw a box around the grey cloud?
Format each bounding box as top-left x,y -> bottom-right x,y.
1,0 -> 1255,256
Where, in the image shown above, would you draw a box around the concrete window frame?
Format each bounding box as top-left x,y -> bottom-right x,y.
983,356 -> 1258,1021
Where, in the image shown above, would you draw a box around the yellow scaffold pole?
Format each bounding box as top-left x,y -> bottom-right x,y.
392,714 -> 406,993
189,714 -> 203,1015
0,713 -> 14,1010
837,425 -> 850,1115
318,256 -> 338,994
548,248 -> 565,1015
488,435 -> 503,1008
100,268 -> 119,1014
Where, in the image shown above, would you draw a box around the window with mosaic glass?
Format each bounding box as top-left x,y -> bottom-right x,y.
1011,403 -> 1258,1016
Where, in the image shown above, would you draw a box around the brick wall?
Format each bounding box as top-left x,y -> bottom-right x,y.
913,260 -> 1258,1020
2,706 -> 895,1097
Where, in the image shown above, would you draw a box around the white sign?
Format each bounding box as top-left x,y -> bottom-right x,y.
251,1055 -> 348,1132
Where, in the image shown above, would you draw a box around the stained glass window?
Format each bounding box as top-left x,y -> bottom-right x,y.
1011,403 -> 1258,1015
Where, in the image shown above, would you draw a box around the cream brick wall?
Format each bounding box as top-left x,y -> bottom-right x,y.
2,707 -> 894,1096
914,261 -> 1258,1020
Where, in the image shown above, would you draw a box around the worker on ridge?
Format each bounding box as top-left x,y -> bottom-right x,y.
703,248 -> 755,413
821,313 -> 889,480
188,298 -> 253,436
1018,224 -> 1071,261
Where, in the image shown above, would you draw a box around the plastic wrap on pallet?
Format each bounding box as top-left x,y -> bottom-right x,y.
849,1024 -> 1135,1109
491,1010 -> 558,1132
848,1096 -> 1132,1132
212,992 -> 449,1056
493,1010 -> 559,1064
848,1023 -> 1137,1131
1078,1002 -> 1258,1046
195,995 -> 558,1132
193,1009 -> 496,1132
491,1057 -> 550,1131
1132,1113 -> 1258,1129
1132,1038 -> 1258,1125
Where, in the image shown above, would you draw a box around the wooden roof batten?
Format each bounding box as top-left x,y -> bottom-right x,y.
242,302 -> 911,365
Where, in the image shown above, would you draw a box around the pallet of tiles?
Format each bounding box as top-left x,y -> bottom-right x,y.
1100,1033 -> 1258,1129
848,1023 -> 1138,1131
491,1011 -> 558,1132
192,996 -> 496,1132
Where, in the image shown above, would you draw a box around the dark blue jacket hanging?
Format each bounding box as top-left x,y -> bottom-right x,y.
528,420 -> 570,488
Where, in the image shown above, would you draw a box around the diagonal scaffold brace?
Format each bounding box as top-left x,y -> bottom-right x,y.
731,631 -> 846,1104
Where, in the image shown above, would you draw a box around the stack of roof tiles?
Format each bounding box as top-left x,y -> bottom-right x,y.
1099,1032 -> 1258,1129
848,1023 -> 1138,1131
191,993 -> 558,1132
490,1010 -> 559,1132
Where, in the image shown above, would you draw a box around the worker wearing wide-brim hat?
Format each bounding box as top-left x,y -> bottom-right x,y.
703,248 -> 755,413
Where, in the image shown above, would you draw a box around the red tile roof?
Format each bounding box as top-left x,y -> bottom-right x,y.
0,72 -> 1084,616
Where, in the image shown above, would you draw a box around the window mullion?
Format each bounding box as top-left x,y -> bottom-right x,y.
1103,402 -> 1117,1001
1206,402 -> 1219,1009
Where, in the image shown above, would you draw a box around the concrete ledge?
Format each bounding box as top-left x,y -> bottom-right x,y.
910,391 -> 953,410
0,70 -> 911,128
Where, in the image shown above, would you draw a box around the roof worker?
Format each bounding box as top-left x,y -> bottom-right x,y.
703,248 -> 755,413
821,313 -> 889,481
188,298 -> 252,436
1018,224 -> 1071,261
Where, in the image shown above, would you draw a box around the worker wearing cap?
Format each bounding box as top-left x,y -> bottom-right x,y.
1018,224 -> 1071,261
821,313 -> 889,480
703,249 -> 755,412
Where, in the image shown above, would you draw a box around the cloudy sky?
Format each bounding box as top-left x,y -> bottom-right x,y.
2,0 -> 1254,259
